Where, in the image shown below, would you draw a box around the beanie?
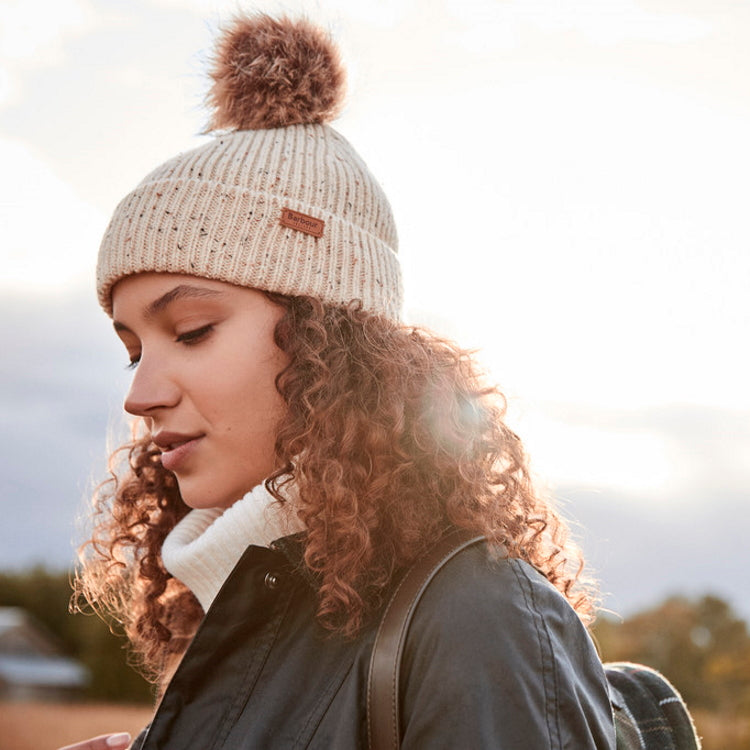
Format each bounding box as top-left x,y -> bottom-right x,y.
96,14 -> 402,320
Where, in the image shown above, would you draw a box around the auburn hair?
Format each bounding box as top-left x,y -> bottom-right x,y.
75,294 -> 596,684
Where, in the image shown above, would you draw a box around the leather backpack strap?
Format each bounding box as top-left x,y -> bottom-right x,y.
366,528 -> 485,750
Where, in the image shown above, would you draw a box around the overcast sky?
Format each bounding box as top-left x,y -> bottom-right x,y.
1,0 -> 748,621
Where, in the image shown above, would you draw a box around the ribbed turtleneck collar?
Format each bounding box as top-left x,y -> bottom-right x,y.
161,481 -> 305,612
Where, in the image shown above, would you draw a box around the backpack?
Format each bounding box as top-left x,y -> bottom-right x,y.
367,530 -> 702,750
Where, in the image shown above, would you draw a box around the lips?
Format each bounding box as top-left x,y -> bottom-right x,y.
152,431 -> 204,473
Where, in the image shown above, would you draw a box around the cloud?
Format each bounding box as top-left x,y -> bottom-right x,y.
520,413 -> 674,496
0,0 -> 95,62
519,401 -> 750,505
0,289 -> 129,569
527,401 -> 750,623
564,484 -> 750,623
0,140 -> 106,289
445,0 -> 712,52
0,1 -> 211,215
0,0 -> 98,107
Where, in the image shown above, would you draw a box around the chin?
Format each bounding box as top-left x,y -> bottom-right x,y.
177,483 -> 242,510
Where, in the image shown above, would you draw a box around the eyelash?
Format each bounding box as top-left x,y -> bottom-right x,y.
176,324 -> 214,345
124,325 -> 214,370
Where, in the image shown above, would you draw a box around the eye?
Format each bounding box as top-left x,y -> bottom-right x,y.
125,354 -> 141,370
176,324 -> 214,345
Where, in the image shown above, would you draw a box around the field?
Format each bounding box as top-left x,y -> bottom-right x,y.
0,701 -> 154,750
692,709 -> 750,750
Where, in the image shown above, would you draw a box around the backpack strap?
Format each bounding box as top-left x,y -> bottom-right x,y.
366,528 -> 484,750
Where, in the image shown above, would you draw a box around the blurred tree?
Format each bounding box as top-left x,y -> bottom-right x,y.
594,595 -> 750,715
0,568 -> 152,703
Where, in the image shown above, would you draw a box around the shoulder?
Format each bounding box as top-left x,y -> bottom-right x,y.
408,540 -> 587,648
399,541 -> 615,748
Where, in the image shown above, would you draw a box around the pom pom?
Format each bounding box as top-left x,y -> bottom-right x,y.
207,14 -> 346,131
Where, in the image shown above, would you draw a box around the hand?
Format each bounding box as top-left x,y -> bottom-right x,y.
58,733 -> 132,750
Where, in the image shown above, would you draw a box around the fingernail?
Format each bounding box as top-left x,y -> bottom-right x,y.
106,734 -> 131,748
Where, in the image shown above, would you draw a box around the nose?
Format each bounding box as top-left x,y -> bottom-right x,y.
123,353 -> 181,417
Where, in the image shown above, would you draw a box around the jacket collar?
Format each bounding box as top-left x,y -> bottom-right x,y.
271,532 -> 320,590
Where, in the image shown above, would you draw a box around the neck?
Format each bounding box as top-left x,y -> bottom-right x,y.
161,481 -> 304,611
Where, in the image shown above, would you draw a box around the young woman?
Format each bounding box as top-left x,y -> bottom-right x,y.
64,14 -> 615,750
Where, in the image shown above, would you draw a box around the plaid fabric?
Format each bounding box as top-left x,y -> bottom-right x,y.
605,662 -> 702,750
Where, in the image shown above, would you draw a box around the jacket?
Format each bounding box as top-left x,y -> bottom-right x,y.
136,536 -> 616,749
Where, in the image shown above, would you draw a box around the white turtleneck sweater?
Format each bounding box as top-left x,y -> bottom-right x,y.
161,481 -> 305,612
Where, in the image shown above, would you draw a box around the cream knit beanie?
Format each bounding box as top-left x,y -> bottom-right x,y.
96,15 -> 402,319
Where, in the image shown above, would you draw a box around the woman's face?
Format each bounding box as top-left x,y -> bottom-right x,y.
112,273 -> 288,509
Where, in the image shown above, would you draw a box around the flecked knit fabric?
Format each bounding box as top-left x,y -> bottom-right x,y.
161,482 -> 305,612
97,124 -> 402,319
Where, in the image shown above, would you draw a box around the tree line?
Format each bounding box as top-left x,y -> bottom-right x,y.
0,567 -> 152,702
592,594 -> 750,750
593,594 -> 750,716
1,568 -> 749,747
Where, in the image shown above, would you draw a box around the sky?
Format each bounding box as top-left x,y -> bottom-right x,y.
1,0 -> 748,622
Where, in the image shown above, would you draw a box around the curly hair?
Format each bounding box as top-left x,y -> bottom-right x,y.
75,295 -> 596,684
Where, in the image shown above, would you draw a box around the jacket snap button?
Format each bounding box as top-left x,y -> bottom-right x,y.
264,572 -> 279,590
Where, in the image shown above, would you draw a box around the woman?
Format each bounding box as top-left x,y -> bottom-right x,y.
65,14 -> 615,750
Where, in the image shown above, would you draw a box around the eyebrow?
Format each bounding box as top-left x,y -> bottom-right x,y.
113,284 -> 227,332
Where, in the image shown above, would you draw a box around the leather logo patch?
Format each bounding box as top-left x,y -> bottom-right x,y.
279,207 -> 325,238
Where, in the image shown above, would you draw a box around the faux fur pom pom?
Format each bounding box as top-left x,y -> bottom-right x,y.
207,14 -> 346,131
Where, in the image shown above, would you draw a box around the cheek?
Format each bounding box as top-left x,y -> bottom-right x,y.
211,352 -> 287,429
